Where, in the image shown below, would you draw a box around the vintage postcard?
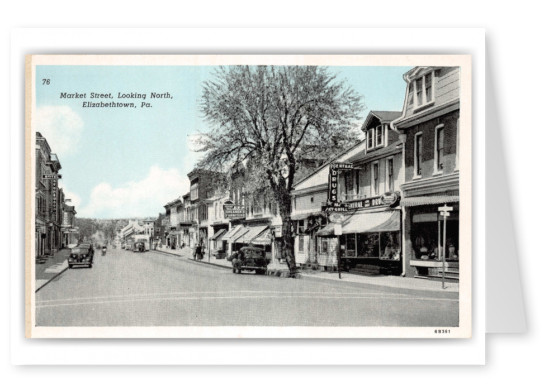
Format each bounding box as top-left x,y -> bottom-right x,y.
25,54 -> 472,338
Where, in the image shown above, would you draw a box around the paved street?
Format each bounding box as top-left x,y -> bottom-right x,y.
35,248 -> 459,327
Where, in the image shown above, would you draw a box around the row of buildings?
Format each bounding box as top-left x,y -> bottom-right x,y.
159,66 -> 462,279
35,132 -> 79,260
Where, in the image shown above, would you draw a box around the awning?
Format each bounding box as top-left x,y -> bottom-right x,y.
210,229 -> 227,241
291,211 -> 324,221
317,223 -> 337,236
401,195 -> 459,207
220,225 -> 244,242
250,228 -> 272,246
317,211 -> 400,236
234,225 -> 269,244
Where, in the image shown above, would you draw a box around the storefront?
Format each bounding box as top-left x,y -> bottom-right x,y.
317,209 -> 402,275
220,224 -> 245,256
402,195 -> 459,278
210,225 -> 228,258
232,225 -> 269,252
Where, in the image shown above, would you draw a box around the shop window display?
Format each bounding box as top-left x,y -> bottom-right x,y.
357,233 -> 380,258
411,210 -> 459,261
380,231 -> 401,260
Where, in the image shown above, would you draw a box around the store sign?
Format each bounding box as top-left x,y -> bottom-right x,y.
224,204 -> 246,220
327,163 -> 354,204
42,174 -> 57,180
51,178 -> 58,221
344,191 -> 402,210
322,202 -> 349,213
380,191 -> 401,208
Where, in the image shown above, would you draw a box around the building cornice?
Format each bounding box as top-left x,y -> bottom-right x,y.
392,98 -> 460,130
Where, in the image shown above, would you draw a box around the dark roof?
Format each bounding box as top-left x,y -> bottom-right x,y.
361,110 -> 402,131
371,111 -> 402,122
347,141 -> 402,164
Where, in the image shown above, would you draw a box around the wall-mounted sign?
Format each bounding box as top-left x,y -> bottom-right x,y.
273,226 -> 282,238
380,191 -> 401,208
330,162 -> 353,170
327,162 -> 354,205
343,191 -> 402,210
224,204 -> 246,220
42,174 -> 57,180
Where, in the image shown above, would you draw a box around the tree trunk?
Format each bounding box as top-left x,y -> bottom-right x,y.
273,182 -> 298,277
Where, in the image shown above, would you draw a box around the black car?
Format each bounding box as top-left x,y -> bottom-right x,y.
228,246 -> 269,275
68,243 -> 94,268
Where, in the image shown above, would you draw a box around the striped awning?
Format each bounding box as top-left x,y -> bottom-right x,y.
401,195 -> 459,207
234,225 -> 269,244
317,210 -> 400,236
342,210 -> 400,234
220,225 -> 244,242
250,228 -> 272,246
210,229 -> 227,241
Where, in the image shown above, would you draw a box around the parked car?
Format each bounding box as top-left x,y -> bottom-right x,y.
67,243 -> 94,268
228,246 -> 269,275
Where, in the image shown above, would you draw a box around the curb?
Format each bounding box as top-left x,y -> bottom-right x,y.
299,273 -> 459,294
35,263 -> 69,293
152,249 -> 183,257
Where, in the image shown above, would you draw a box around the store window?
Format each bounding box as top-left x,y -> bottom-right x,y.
320,237 -> 329,254
357,233 -> 380,258
380,232 -> 401,260
344,234 -> 356,257
411,208 -> 459,261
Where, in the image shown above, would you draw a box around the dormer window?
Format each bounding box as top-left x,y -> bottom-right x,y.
375,125 -> 384,147
412,70 -> 435,108
366,124 -> 386,151
367,128 -> 374,149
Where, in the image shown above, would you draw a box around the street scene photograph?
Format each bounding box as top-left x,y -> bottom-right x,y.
27,55 -> 470,337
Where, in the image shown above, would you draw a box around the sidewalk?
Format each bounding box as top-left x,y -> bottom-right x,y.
153,247 -> 457,293
301,270 -> 459,293
35,248 -> 70,292
153,247 -> 232,269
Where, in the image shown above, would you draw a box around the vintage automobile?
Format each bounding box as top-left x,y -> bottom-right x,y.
228,246 -> 269,275
67,242 -> 94,269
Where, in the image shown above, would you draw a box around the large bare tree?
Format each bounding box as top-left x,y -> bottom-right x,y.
197,65 -> 363,276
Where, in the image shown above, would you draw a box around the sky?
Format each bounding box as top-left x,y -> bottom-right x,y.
35,64 -> 411,219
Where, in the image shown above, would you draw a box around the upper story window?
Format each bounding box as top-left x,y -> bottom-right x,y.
387,158 -> 394,192
367,125 -> 386,151
455,118 -> 460,170
375,125 -> 384,147
190,184 -> 199,200
412,71 -> 435,108
414,132 -> 423,177
434,125 -> 444,173
373,161 -> 380,195
367,129 -> 374,149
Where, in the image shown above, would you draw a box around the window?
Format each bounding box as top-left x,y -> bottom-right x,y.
414,132 -> 423,177
456,118 -> 460,170
355,169 -> 360,195
412,71 -> 435,108
387,158 -> 394,192
320,238 -> 329,254
375,125 -> 384,147
373,162 -> 380,195
298,236 -> 305,253
367,129 -> 374,149
435,125 -> 444,173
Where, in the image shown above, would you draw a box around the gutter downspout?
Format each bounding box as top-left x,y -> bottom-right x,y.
390,72 -> 412,278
